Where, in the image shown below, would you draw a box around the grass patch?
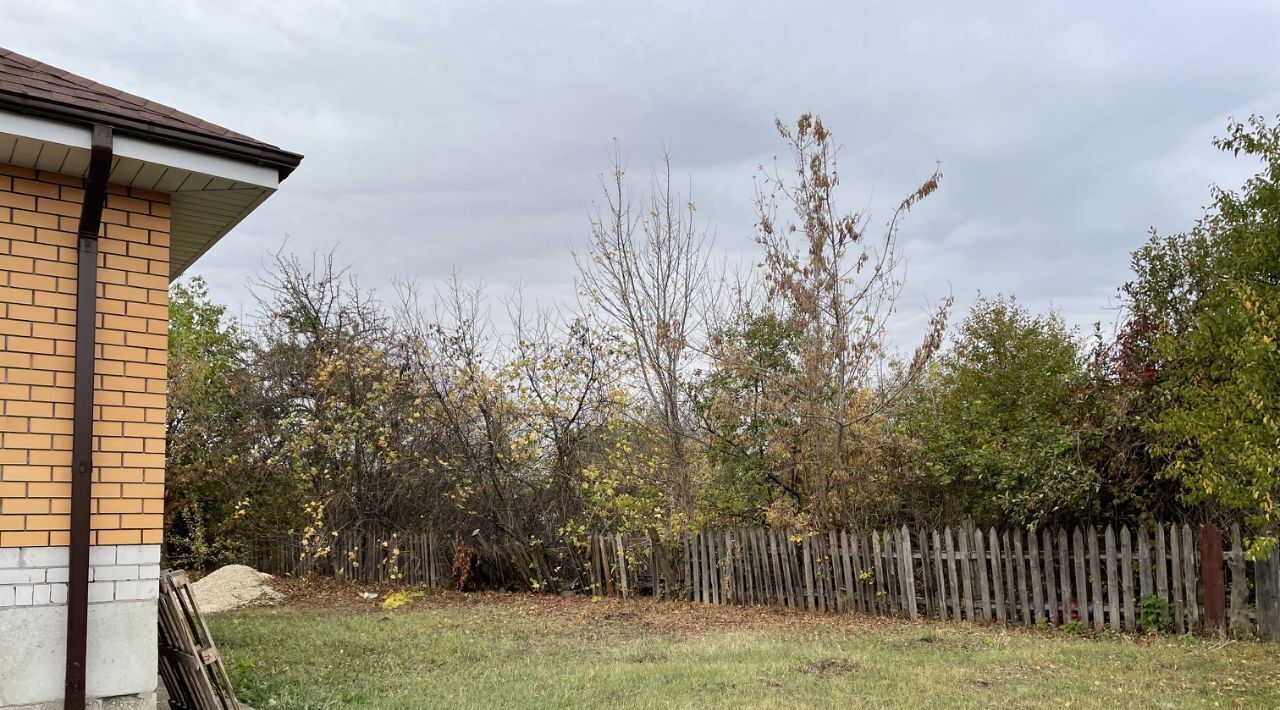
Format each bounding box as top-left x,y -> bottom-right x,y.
209,592 -> 1280,709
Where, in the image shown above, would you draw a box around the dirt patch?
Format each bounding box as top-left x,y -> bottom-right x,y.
971,662 -> 1045,688
795,658 -> 860,677
191,565 -> 282,613
265,578 -> 917,636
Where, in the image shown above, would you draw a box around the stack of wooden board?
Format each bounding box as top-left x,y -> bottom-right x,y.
157,569 -> 241,709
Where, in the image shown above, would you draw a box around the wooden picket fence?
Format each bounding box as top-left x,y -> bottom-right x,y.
252,526 -> 667,596
683,522 -> 1280,639
250,521 -> 1280,639
255,529 -> 450,586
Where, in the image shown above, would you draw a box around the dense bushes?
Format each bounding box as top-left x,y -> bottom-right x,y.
165,115 -> 1280,569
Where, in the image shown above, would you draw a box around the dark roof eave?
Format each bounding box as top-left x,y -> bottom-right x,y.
0,89 -> 303,182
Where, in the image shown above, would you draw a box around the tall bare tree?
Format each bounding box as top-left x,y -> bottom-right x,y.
575,145 -> 716,520
752,113 -> 951,527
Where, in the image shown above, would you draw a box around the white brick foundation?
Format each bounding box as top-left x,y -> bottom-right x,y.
0,544 -> 160,610
0,545 -> 159,708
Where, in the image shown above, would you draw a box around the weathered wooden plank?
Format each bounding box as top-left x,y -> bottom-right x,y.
1169,525 -> 1185,633
1029,529 -> 1044,624
845,530 -> 860,613
762,529 -> 773,608
725,531 -> 738,605
861,530 -> 876,614
807,534 -> 821,612
708,531 -> 721,605
848,532 -> 862,612
701,529 -> 711,603
1120,526 -> 1135,631
933,530 -> 948,621
884,529 -> 901,615
686,533 -> 697,603
759,531 -> 771,607
1073,528 -> 1088,628
822,531 -> 836,612
802,534 -> 815,612
713,530 -> 725,605
840,530 -> 854,613
766,528 -> 781,607
988,528 -> 1005,624
768,530 -> 783,608
1105,526 -> 1120,631
829,537 -> 839,614
428,532 -> 437,588
1057,529 -> 1073,624
926,527 -> 936,621
757,529 -> 772,606
825,530 -> 838,612
872,530 -> 887,615
974,528 -> 991,623
893,529 -> 907,615
866,530 -> 879,614
782,530 -> 798,609
732,532 -> 742,606
901,525 -> 918,620
1259,553 -> 1275,640
785,531 -> 799,609
1014,528 -> 1030,625
747,532 -> 757,606
773,530 -> 789,608
1042,529 -> 1059,625
855,529 -> 865,614
599,534 -> 611,596
1155,524 -> 1168,609
999,531 -> 1014,623
718,531 -> 730,604
834,531 -> 846,612
728,530 -> 741,605
1201,524 -> 1225,633
616,532 -> 629,599
682,534 -> 693,600
1261,550 -> 1280,640
945,527 -> 961,622
858,531 -> 873,613
747,529 -> 757,608
1228,524 -> 1248,634
755,529 -> 769,606
823,531 -> 837,612
1257,551 -> 1270,639
1269,552 -> 1280,641
1182,524 -> 1200,630
957,524 -> 974,621
827,531 -> 839,612
1137,527 -> 1153,607
890,528 -> 906,615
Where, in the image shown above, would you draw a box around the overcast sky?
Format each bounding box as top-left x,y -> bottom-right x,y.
8,1 -> 1280,348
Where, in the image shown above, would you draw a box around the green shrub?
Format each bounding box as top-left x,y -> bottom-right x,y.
1061,618 -> 1089,635
1138,594 -> 1172,633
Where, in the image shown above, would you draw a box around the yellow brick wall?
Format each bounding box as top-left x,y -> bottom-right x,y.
0,164 -> 169,547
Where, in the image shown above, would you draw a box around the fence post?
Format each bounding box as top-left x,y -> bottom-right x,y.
1200,524 -> 1225,633
900,525 -> 917,620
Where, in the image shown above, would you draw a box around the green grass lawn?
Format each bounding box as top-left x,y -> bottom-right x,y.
209,590 -> 1280,709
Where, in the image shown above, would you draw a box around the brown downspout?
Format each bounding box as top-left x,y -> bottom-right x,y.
64,124 -> 113,710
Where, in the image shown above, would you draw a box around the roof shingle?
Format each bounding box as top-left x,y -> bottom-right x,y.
0,47 -> 301,179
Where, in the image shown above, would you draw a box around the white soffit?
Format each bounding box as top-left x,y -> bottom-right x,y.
0,111 -> 280,280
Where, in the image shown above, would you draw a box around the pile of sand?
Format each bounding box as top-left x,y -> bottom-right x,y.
190,565 -> 282,613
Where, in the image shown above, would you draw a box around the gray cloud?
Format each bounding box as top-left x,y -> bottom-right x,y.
8,0 -> 1280,346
